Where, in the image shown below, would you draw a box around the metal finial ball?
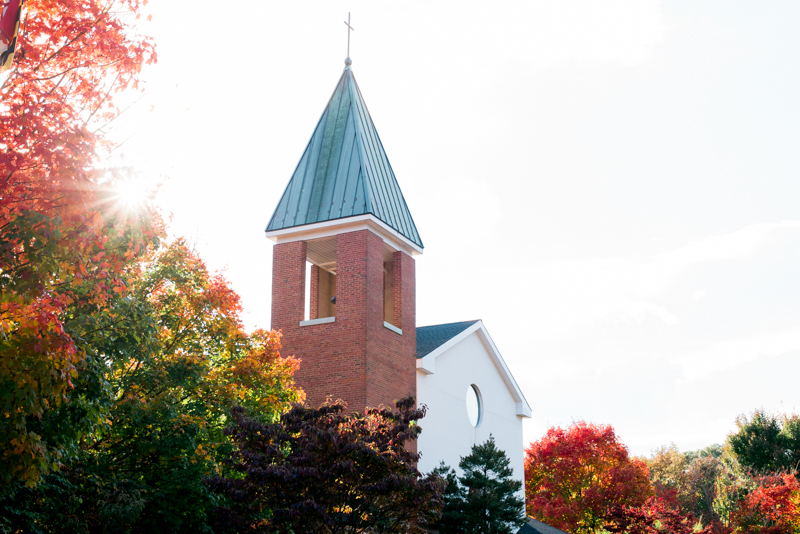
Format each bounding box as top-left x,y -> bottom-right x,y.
345,57 -> 352,66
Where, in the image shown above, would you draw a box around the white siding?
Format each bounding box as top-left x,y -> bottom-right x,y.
416,332 -> 526,502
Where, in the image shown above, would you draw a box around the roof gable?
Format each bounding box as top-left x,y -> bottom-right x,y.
417,320 -> 479,358
266,67 -> 423,249
416,320 -> 532,418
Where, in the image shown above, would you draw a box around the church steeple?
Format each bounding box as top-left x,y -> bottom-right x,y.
266,63 -> 419,413
266,64 -> 423,250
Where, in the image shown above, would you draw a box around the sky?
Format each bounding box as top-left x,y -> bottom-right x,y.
112,0 -> 800,457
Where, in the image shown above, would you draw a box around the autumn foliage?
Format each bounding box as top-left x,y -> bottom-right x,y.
207,396 -> 444,534
0,2 -> 452,532
730,474 -> 800,534
604,496 -> 712,534
524,421 -> 652,533
525,415 -> 800,534
0,240 -> 304,532
1,0 -> 160,486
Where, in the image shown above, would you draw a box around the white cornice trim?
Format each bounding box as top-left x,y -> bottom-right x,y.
416,321 -> 532,418
265,215 -> 423,256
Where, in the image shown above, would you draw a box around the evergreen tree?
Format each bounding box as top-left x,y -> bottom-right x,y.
433,436 -> 526,534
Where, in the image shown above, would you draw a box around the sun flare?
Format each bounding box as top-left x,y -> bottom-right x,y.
115,178 -> 151,208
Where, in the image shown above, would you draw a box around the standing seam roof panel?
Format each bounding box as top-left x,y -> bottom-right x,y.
341,141 -> 363,217
352,82 -> 401,231
353,85 -> 397,232
306,87 -> 342,223
312,86 -> 350,222
328,114 -> 357,219
266,67 -> 423,249
294,111 -> 328,226
356,90 -> 396,228
350,75 -> 419,242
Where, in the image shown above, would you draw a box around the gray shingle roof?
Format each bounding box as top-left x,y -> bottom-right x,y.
416,320 -> 479,358
518,518 -> 571,534
266,65 -> 423,249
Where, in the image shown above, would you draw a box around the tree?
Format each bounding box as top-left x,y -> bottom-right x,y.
1,0 -> 158,486
647,444 -> 724,527
432,463 -> 463,533
729,409 -> 800,474
0,240 -> 303,533
730,473 -> 800,534
604,496 -> 713,534
647,444 -> 690,508
433,435 -> 526,534
524,421 -> 652,534
207,396 -> 445,534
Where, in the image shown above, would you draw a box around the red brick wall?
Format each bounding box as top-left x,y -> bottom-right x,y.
271,240 -> 306,332
309,264 -> 319,320
271,230 -> 416,414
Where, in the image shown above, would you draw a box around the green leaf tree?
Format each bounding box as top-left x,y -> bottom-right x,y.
0,240 -> 303,533
433,435 -> 526,534
728,409 -> 800,474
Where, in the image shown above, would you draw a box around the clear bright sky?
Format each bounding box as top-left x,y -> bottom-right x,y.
112,0 -> 800,457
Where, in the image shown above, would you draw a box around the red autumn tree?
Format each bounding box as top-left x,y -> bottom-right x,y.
731,473 -> 800,534
1,0 -> 155,219
0,0 -> 158,486
524,421 -> 652,534
604,496 -> 713,534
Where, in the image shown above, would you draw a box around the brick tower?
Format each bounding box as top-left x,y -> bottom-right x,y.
265,59 -> 423,412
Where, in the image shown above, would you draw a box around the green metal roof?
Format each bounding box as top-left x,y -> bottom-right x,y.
266,65 -> 423,249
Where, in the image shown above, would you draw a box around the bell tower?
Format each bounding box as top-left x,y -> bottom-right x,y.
266,60 -> 423,412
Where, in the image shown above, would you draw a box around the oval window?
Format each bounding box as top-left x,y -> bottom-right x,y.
466,384 -> 482,427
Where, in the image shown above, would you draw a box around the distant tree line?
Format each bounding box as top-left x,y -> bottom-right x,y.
524,411 -> 800,534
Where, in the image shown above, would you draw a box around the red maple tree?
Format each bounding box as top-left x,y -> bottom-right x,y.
731,473 -> 800,534
605,496 -> 713,534
524,421 -> 652,534
1,0 -> 158,485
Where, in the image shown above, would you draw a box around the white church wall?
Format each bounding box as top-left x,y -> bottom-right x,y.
416,331 -> 526,503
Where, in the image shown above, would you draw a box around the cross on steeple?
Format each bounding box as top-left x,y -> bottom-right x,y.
344,12 -> 354,61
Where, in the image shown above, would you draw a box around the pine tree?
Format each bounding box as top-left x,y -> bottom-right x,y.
433,435 -> 526,534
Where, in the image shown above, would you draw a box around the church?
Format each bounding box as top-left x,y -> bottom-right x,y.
264,56 -> 531,499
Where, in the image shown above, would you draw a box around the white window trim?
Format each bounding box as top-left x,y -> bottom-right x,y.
299,316 -> 335,327
383,321 -> 402,335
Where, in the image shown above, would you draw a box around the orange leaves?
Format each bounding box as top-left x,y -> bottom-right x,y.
134,239 -> 303,419
1,0 -> 163,489
2,0 -> 157,223
525,422 -> 653,534
0,296 -> 80,483
210,328 -> 303,416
